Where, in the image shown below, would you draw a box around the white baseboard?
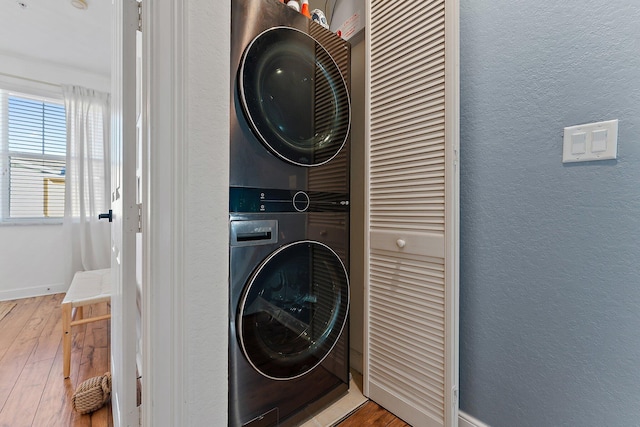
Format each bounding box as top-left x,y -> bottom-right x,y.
459,410 -> 491,427
0,282 -> 67,301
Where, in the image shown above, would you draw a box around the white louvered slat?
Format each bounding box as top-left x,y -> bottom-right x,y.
372,95 -> 444,126
371,119 -> 444,143
368,250 -> 446,422
372,46 -> 444,88
366,0 -> 459,425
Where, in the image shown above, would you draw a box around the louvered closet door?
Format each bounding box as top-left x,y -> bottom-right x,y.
365,1 -> 459,426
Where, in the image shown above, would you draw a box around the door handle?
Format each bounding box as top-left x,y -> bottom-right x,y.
98,210 -> 113,222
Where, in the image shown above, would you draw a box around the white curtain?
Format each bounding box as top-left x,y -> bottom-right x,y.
63,85 -> 111,282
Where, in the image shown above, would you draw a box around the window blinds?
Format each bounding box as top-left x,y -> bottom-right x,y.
1,92 -> 66,220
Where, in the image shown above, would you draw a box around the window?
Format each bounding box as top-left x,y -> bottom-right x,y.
0,90 -> 66,222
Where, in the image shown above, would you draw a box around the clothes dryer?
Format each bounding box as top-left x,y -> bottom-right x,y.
230,0 -> 351,193
229,188 -> 350,427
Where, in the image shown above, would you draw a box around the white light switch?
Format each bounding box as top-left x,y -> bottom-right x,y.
591,129 -> 608,152
571,132 -> 587,154
563,119 -> 618,163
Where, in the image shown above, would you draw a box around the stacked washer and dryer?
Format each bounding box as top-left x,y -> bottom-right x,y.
229,0 -> 352,426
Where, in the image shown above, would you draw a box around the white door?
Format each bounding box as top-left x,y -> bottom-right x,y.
364,0 -> 460,426
110,0 -> 140,425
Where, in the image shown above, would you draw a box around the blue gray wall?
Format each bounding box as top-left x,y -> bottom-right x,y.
459,1 -> 640,426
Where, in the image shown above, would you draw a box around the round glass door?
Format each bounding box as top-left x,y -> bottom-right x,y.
238,241 -> 349,380
239,27 -> 351,167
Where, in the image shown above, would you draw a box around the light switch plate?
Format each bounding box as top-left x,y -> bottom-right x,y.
563,119 -> 618,163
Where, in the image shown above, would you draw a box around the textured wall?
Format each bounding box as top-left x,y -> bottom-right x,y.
186,0 -> 230,425
0,62 -> 109,300
459,1 -> 640,426
0,225 -> 67,299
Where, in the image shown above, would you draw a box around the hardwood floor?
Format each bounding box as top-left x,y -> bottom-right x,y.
0,294 -> 112,427
0,294 -> 404,427
338,401 -> 410,427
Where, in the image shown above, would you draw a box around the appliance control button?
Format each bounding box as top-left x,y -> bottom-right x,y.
293,191 -> 310,212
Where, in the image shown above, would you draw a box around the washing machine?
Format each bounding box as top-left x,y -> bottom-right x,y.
230,0 -> 351,193
229,188 -> 350,426
230,1 -> 351,424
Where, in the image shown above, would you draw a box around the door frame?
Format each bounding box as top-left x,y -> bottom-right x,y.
140,1 -> 187,425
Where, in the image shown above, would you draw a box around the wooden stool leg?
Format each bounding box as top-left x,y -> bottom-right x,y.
62,302 -> 72,378
76,306 -> 83,320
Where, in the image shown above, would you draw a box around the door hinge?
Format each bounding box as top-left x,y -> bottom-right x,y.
137,203 -> 142,232
137,1 -> 142,32
452,386 -> 459,407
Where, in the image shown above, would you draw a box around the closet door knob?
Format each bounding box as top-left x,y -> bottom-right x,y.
396,239 -> 406,248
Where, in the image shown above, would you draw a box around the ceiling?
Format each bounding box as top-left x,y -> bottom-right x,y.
0,0 -> 111,77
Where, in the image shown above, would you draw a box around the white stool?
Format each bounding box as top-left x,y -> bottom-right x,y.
62,269 -> 111,378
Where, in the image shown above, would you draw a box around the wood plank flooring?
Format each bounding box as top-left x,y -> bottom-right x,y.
1,294 -> 405,427
337,401 -> 410,427
0,294 -> 112,427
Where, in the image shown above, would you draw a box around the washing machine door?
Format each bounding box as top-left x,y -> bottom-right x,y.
239,27 -> 350,167
238,240 -> 349,380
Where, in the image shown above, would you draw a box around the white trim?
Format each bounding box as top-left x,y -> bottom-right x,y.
0,81 -> 63,102
0,282 -> 67,302
142,0 -> 187,426
0,72 -> 62,92
459,411 -> 492,427
362,0 -> 371,399
445,0 -> 461,425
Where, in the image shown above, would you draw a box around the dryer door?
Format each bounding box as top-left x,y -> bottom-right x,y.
238,240 -> 349,380
238,27 -> 350,167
